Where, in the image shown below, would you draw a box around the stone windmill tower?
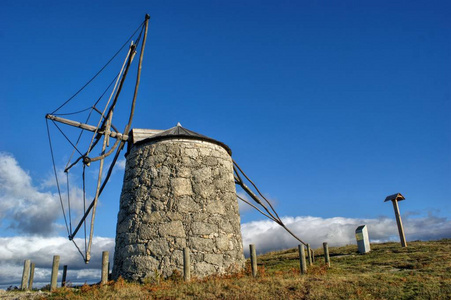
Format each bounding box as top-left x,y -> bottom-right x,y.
44,14 -> 306,276
112,123 -> 245,281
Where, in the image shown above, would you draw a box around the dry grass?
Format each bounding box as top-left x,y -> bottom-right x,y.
11,239 -> 451,299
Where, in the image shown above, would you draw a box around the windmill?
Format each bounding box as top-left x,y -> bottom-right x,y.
45,14 -> 307,269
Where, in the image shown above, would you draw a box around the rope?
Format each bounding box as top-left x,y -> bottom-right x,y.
234,160 -> 281,220
46,119 -> 70,236
64,108 -> 95,170
236,194 -> 274,221
72,240 -> 86,262
51,20 -> 146,114
233,160 -> 307,246
53,106 -> 93,116
50,120 -> 83,156
60,53 -> 127,170
86,44 -> 133,157
54,72 -> 119,117
66,172 -> 72,234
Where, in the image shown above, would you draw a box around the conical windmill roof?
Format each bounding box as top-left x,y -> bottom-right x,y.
130,123 -> 232,155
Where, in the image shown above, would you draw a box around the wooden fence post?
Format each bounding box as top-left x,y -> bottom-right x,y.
62,265 -> 68,287
298,245 -> 307,274
323,242 -> 330,268
183,247 -> 191,281
50,255 -> 60,291
20,260 -> 31,290
101,251 -> 109,285
28,262 -> 35,290
307,244 -> 312,266
311,249 -> 315,262
250,244 -> 257,277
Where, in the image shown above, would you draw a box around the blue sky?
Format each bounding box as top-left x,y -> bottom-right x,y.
0,0 -> 450,288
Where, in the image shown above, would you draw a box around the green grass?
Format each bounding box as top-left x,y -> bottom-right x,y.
15,239 -> 451,299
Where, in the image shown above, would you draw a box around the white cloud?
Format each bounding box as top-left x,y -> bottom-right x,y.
1,213 -> 449,289
0,236 -> 114,289
115,159 -> 126,171
0,153 -> 87,236
241,214 -> 451,256
0,153 -> 61,235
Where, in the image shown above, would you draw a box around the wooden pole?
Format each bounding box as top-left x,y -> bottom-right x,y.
183,247 -> 191,281
62,265 -> 67,287
392,200 -> 407,247
28,263 -> 35,290
45,114 -> 128,141
20,260 -> 31,290
307,244 -> 312,266
250,244 -> 257,277
50,255 -> 60,291
298,245 -> 307,274
101,251 -> 109,285
323,242 -> 330,268
311,249 -> 315,262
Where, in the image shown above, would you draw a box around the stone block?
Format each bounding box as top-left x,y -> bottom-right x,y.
139,224 -> 158,240
205,200 -> 225,215
216,236 -> 231,251
190,237 -> 215,250
195,262 -> 216,274
159,221 -> 186,237
204,253 -> 223,266
184,148 -> 198,159
147,238 -> 170,257
191,222 -> 218,235
171,178 -> 193,197
177,196 -> 200,212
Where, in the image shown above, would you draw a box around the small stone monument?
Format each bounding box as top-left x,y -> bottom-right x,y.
355,225 -> 370,253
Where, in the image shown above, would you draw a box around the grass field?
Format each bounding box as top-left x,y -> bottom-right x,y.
6,239 -> 451,299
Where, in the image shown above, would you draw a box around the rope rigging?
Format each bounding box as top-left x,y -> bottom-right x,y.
233,160 -> 307,246
50,19 -> 147,115
46,14 -> 151,263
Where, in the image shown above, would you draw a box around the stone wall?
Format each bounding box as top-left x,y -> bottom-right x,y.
112,138 -> 245,281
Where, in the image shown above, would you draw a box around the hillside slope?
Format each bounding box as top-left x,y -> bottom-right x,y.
6,239 -> 451,299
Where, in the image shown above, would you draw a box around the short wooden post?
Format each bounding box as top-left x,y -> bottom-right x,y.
298,245 -> 307,274
250,244 -> 257,277
20,260 -> 31,290
183,247 -> 191,281
307,244 -> 312,266
311,249 -> 315,262
28,263 -> 35,290
101,251 -> 109,285
323,242 -> 330,268
50,255 -> 60,291
61,265 -> 68,287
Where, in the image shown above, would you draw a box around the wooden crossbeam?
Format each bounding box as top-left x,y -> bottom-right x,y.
45,114 -> 129,141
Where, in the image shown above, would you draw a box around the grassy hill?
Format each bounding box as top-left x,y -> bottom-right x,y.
9,239 -> 451,299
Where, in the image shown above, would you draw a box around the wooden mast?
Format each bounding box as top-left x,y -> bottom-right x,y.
45,14 -> 151,263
